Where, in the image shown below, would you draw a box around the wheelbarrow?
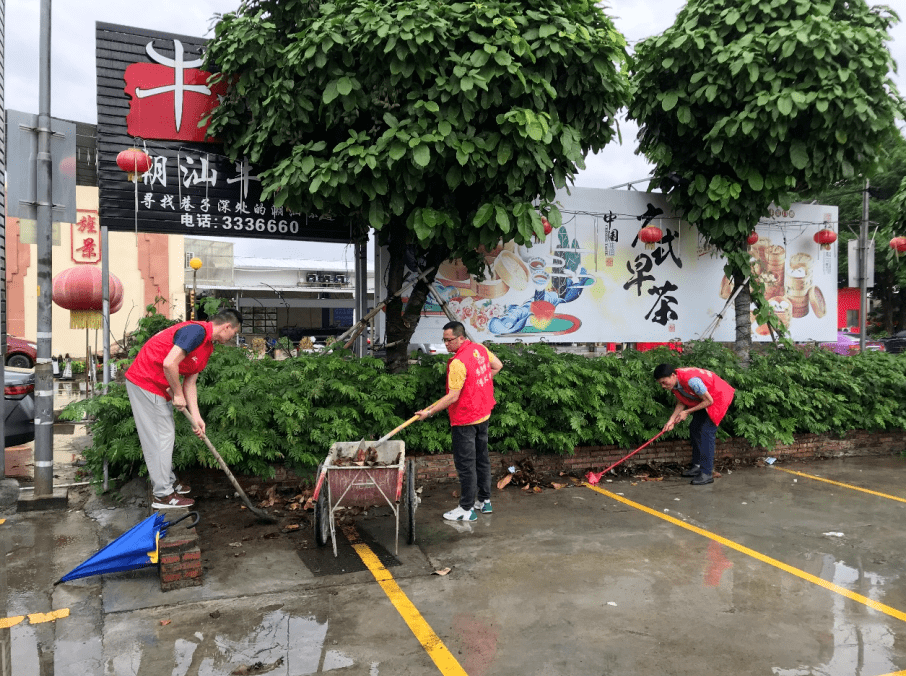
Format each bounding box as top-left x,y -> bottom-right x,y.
311,440 -> 417,557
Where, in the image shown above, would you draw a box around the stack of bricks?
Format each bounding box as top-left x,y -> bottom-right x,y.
158,521 -> 203,592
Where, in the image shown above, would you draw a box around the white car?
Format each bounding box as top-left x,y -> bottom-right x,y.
408,343 -> 447,356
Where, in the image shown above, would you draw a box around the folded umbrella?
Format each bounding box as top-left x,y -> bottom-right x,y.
54,511 -> 198,585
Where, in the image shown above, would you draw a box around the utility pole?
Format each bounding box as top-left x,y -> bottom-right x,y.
33,0 -> 54,497
859,179 -> 869,353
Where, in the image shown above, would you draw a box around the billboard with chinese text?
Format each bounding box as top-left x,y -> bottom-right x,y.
401,188 -> 838,344
96,22 -> 350,242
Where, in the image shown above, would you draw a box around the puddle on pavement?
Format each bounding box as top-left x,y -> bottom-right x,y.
771,555 -> 900,676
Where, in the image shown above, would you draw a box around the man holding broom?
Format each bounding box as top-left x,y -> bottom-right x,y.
654,363 -> 735,485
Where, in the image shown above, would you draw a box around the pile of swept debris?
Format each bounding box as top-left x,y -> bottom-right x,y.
495,459 -> 581,493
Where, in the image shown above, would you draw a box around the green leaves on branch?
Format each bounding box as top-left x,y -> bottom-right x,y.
203,0 -> 631,264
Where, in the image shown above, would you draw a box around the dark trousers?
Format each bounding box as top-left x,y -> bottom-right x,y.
451,421 -> 491,510
689,410 -> 717,475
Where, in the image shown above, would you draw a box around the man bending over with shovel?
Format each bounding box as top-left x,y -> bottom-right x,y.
126,308 -> 242,509
416,321 -> 503,521
654,363 -> 735,485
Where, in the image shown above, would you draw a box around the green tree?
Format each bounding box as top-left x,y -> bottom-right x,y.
799,133 -> 906,334
204,0 -> 630,371
628,0 -> 904,361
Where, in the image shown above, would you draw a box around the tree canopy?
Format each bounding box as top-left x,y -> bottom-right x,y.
204,0 -> 630,368
628,0 -> 905,358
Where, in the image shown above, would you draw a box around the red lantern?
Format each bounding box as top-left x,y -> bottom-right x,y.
116,147 -> 152,182
746,232 -> 759,246
52,267 -> 124,329
638,225 -> 663,250
813,228 -> 837,251
890,236 -> 906,255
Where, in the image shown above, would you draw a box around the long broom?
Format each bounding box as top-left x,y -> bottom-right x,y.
585,430 -> 666,485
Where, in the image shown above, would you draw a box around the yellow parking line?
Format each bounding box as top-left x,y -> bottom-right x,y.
584,483 -> 906,623
773,466 -> 906,504
344,528 -> 468,676
874,671 -> 906,676
0,608 -> 69,629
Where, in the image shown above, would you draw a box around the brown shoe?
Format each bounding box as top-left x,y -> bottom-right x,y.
152,492 -> 194,509
174,483 -> 191,495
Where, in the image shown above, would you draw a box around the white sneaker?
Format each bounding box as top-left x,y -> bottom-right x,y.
443,506 -> 477,521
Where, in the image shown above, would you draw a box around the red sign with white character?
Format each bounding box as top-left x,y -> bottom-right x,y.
72,210 -> 101,264
124,40 -> 228,143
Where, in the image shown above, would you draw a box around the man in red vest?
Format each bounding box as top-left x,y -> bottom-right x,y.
654,363 -> 735,485
416,321 -> 503,521
126,309 -> 242,509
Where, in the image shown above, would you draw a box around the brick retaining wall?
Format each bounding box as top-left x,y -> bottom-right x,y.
411,429 -> 906,483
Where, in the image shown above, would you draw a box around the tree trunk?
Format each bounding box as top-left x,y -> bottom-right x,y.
382,226 -> 448,374
733,272 -> 752,365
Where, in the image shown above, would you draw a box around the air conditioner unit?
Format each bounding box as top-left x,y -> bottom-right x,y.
333,274 -> 347,284
185,252 -> 195,268
317,274 -> 331,283
306,273 -> 318,283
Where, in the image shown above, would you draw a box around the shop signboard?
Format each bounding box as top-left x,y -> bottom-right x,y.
96,22 -> 350,243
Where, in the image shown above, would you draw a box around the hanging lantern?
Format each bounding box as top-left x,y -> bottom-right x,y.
52,267 -> 124,329
116,147 -> 152,182
890,236 -> 906,256
813,228 -> 837,251
638,225 -> 663,250
746,232 -> 759,246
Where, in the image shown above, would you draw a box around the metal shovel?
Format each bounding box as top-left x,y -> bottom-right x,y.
180,408 -> 278,523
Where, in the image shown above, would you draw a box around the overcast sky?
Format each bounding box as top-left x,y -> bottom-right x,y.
5,0 -> 905,259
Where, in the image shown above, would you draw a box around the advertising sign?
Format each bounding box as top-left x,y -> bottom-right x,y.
401,188 -> 838,344
96,22 -> 350,243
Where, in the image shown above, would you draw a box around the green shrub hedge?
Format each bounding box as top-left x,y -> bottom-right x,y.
61,340 -> 906,488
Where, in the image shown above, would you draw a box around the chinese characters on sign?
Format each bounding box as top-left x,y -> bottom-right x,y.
97,24 -> 350,242
623,203 -> 683,329
124,40 -> 228,143
72,211 -> 100,264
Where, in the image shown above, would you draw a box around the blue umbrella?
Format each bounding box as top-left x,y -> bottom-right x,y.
54,511 -> 199,585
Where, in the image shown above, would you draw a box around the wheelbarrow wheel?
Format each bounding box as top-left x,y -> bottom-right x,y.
405,458 -> 417,545
313,464 -> 330,547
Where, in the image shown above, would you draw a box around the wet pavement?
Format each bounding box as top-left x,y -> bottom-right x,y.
3,417 -> 906,675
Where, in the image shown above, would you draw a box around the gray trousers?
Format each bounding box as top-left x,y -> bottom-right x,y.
126,380 -> 177,498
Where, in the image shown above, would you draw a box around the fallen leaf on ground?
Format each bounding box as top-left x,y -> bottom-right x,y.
496,475 -> 513,490
532,486 -> 542,493
228,542 -> 243,547
287,503 -> 300,511
283,524 -> 300,531
551,482 -> 565,490
160,619 -> 171,626
642,477 -> 664,482
433,567 -> 452,576
521,483 -> 531,491
452,490 -> 459,498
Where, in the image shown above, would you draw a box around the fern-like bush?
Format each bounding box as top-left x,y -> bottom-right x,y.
61,340 -> 906,489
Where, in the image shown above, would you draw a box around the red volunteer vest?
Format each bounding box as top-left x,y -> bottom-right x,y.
672,367 -> 735,427
447,340 -> 496,426
126,321 -> 214,399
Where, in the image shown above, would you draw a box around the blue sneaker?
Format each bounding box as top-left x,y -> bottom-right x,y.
473,500 -> 493,514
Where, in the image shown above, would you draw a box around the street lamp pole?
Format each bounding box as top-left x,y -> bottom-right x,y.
189,257 -> 203,320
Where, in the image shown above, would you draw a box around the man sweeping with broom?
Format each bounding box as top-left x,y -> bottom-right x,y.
654,363 -> 735,485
